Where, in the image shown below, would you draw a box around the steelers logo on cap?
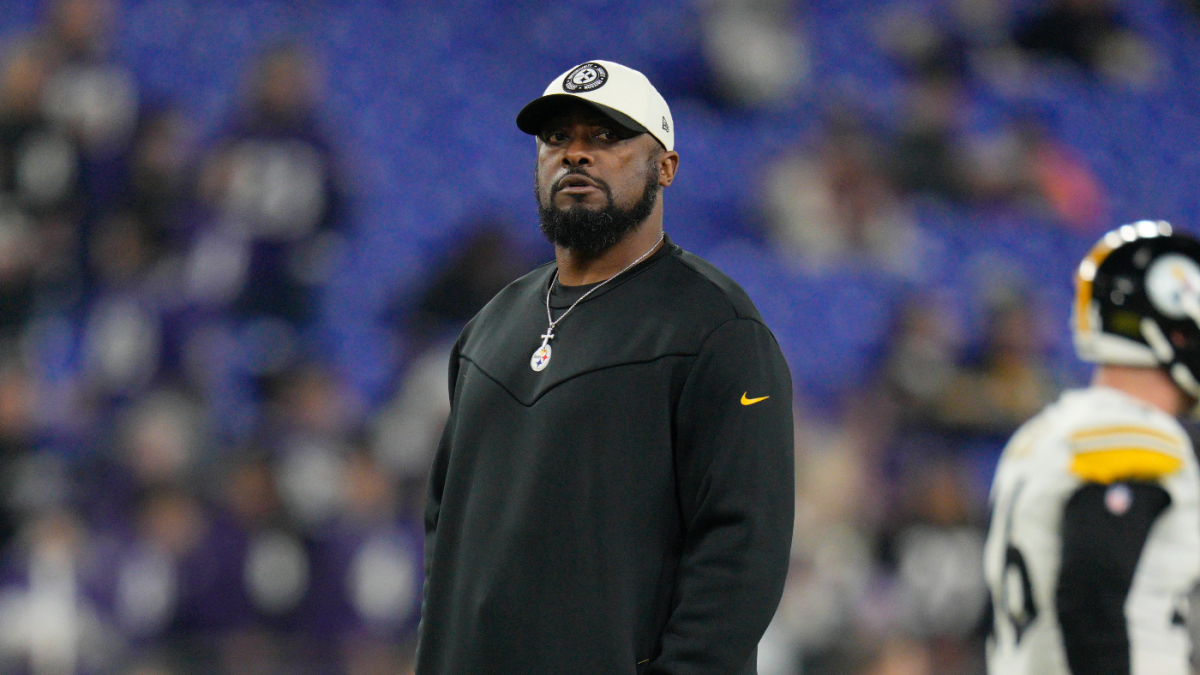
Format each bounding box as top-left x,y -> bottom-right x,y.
563,63 -> 609,93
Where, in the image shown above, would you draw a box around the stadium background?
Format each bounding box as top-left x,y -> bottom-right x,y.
0,0 -> 1198,673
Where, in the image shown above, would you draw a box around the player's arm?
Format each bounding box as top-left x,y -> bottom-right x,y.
1056,428 -> 1181,675
647,318 -> 794,675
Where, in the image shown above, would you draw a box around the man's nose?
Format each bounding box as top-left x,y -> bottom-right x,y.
562,135 -> 593,167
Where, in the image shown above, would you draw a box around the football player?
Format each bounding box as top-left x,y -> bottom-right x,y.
985,221 -> 1200,675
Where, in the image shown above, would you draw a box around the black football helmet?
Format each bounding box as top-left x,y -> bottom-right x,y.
1074,220 -> 1200,400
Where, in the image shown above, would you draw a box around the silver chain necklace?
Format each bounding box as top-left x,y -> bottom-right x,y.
530,233 -> 665,372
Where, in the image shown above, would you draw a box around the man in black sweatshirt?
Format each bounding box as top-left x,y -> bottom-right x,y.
416,60 -> 795,675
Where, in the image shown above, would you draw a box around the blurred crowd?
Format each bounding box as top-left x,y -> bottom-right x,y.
752,0 -> 1127,279
0,1 -> 430,673
0,0 -> 1185,674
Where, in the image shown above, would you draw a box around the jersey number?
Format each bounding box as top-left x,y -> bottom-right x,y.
997,479 -> 1038,644
1001,544 -> 1038,643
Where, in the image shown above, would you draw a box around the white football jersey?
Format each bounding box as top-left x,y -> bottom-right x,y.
985,386 -> 1200,675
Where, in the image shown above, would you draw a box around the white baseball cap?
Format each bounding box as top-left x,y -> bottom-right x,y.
516,60 -> 675,151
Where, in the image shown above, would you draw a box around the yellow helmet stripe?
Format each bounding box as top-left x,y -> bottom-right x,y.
1074,235 -> 1120,334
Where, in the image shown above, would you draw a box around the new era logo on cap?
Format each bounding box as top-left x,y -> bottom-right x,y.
516,60 -> 675,151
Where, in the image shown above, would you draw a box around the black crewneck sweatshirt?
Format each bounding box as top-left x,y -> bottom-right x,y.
416,236 -> 794,675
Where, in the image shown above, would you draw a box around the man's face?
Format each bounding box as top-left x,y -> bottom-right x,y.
534,104 -> 664,255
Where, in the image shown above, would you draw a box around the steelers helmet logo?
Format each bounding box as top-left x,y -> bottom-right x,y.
1146,253 -> 1200,320
563,63 -> 609,92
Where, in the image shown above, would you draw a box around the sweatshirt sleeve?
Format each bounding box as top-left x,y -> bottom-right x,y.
415,338 -> 464,659
647,318 -> 795,675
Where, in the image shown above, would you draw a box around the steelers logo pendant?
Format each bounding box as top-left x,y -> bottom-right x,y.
531,342 -> 552,371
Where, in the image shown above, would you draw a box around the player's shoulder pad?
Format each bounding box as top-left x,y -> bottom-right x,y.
1067,422 -> 1186,483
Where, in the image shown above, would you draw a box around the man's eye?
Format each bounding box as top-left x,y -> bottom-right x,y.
597,130 -> 618,141
543,131 -> 568,144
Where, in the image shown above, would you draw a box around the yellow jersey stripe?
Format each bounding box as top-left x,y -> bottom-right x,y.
1069,425 -> 1183,447
1070,448 -> 1184,483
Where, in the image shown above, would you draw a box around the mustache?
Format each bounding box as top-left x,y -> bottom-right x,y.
551,168 -> 613,198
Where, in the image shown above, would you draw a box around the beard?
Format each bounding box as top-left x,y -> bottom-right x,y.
536,161 -> 660,255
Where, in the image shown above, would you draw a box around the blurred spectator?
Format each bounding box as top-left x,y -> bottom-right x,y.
889,75 -> 973,202
0,508 -> 117,675
402,223 -> 530,347
877,9 -> 972,85
0,361 -> 53,553
0,201 -> 38,340
117,108 -> 196,259
883,286 -> 1057,449
185,41 -> 346,378
936,290 -> 1057,436
261,362 -> 358,442
257,362 -> 359,533
375,223 -> 528,513
0,37 -> 83,215
111,485 -> 212,641
221,457 -> 283,537
216,454 -> 308,628
77,387 -> 207,539
883,299 -> 962,432
888,460 -> 987,644
1015,117 -> 1107,231
957,114 -> 1107,230
118,390 -> 204,489
169,42 -> 350,446
699,0 -> 809,107
877,0 -> 1023,90
37,0 -> 144,283
1012,0 -> 1159,87
765,109 -> 922,278
948,0 -> 1030,90
0,360 -> 38,459
0,37 -> 86,316
761,411 -> 882,675
336,453 -> 420,637
370,344 -> 450,516
40,0 -> 139,159
301,451 -> 421,669
77,211 -> 173,402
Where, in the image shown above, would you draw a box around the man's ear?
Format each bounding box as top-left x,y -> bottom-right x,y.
658,150 -> 679,188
